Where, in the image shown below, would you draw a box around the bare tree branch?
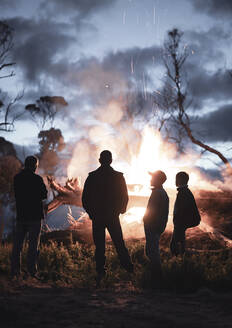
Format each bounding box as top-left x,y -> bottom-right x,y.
0,21 -> 23,132
153,28 -> 231,170
0,71 -> 15,79
46,176 -> 82,213
0,90 -> 24,132
0,21 -> 15,79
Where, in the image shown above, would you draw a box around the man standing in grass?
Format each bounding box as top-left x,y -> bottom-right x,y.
170,171 -> 201,256
11,156 -> 48,279
82,150 -> 134,284
143,170 -> 169,281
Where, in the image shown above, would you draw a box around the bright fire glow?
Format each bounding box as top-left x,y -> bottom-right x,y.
125,127 -> 163,189
122,207 -> 146,224
67,120 -> 218,229
122,126 -> 208,193
119,126 -> 217,226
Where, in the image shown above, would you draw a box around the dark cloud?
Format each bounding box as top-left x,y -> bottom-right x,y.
185,27 -> 230,62
3,0 -> 117,86
7,17 -> 75,83
189,69 -> 232,105
102,46 -> 162,81
46,45 -> 162,109
39,0 -> 117,18
0,0 -> 19,9
196,166 -> 223,181
195,105 -> 232,142
190,0 -> 232,19
11,43 -> 160,128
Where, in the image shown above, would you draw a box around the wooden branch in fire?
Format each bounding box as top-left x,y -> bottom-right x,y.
46,176 -> 82,213
45,177 -> 149,215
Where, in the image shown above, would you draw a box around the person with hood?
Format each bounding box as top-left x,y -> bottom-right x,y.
170,171 -> 201,256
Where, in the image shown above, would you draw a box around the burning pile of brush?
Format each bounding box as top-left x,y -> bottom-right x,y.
43,126 -> 232,250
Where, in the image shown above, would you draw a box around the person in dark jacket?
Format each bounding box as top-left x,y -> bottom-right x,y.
11,155 -> 48,278
82,150 -> 133,283
143,170 -> 169,280
170,171 -> 201,256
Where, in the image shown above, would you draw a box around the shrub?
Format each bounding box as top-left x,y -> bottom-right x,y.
1,240 -> 232,291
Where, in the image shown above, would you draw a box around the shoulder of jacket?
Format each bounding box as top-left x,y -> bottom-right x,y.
88,168 -> 124,177
33,173 -> 44,182
113,170 -> 124,176
162,188 -> 169,198
153,188 -> 168,198
14,170 -> 25,179
88,169 -> 98,176
182,187 -> 194,196
14,172 -> 20,181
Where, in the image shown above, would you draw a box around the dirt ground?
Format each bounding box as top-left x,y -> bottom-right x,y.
1,278 -> 232,328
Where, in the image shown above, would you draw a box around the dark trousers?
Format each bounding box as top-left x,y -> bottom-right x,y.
11,220 -> 42,276
170,226 -> 186,256
92,215 -> 133,274
144,222 -> 162,272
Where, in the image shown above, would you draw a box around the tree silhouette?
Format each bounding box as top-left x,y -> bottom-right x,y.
25,96 -> 68,130
0,21 -> 23,132
0,137 -> 17,157
38,127 -> 65,175
154,28 -> 231,170
0,156 -> 22,242
0,21 -> 15,79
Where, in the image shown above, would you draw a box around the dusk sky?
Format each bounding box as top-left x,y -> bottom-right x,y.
0,0 -> 232,174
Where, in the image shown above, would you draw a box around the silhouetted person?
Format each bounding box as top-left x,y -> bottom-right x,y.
143,170 -> 169,282
82,150 -> 133,284
170,171 -> 201,256
11,156 -> 48,278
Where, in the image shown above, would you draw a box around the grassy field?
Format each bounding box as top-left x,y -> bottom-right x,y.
1,235 -> 232,292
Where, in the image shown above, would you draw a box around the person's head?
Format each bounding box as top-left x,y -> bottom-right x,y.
176,171 -> 189,187
99,150 -> 112,166
150,170 -> 167,188
24,155 -> 39,172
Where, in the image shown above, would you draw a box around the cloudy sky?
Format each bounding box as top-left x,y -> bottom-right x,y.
0,0 -> 232,172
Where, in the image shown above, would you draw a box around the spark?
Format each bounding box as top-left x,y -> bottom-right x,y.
143,72 -> 147,100
156,12 -> 159,40
105,84 -> 110,88
131,57 -> 134,74
192,50 -> 195,54
123,10 -> 126,24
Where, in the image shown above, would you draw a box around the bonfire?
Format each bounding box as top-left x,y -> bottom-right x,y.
45,126 -> 232,249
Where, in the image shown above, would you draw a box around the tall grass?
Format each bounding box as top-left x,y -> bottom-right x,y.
1,240 -> 232,291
